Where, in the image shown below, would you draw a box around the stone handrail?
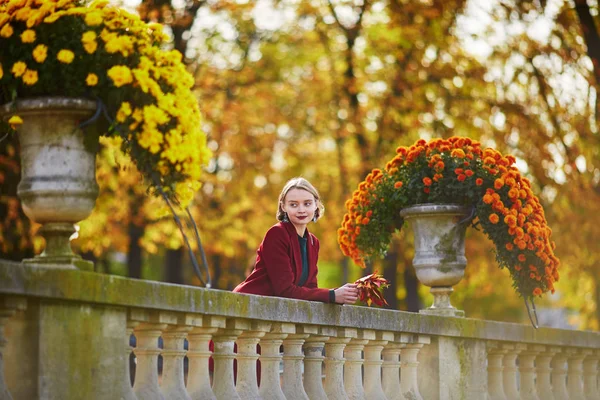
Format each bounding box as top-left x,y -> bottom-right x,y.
1,261 -> 599,400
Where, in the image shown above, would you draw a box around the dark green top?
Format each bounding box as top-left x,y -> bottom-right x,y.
297,234 -> 309,287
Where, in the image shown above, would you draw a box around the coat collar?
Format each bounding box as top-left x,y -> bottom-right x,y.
281,221 -> 314,285
281,220 -> 314,245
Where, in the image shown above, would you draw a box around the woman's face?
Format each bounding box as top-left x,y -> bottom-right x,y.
282,188 -> 317,230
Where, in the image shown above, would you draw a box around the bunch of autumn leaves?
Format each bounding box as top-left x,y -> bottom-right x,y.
0,0 -> 211,206
338,137 -> 560,300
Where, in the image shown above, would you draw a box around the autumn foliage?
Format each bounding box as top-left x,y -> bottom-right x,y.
338,137 -> 560,300
355,272 -> 389,307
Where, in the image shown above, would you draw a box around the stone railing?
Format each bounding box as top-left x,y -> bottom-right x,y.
1,261 -> 599,400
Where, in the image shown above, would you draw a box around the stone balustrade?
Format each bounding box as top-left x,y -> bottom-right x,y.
1,261 -> 600,399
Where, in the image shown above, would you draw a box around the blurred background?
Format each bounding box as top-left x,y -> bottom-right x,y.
1,0 -> 599,330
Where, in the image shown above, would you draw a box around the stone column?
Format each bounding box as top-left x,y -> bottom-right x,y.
382,338 -> 403,400
212,319 -> 249,400
123,320 -> 138,400
567,348 -> 591,400
519,345 -> 543,400
502,344 -> 524,400
486,342 -> 507,400
583,352 -> 599,400
259,323 -> 295,400
132,322 -> 167,400
344,330 -> 374,400
324,328 -> 356,400
364,331 -> 393,400
236,321 -> 271,400
186,315 -> 225,400
0,297 -> 26,400
401,335 -> 430,400
282,326 -> 313,400
161,325 -> 193,400
303,326 -> 335,400
551,351 -> 569,400
535,347 -> 559,400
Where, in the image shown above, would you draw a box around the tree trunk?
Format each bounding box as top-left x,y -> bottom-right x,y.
383,251 -> 398,309
127,223 -> 144,278
164,247 -> 185,284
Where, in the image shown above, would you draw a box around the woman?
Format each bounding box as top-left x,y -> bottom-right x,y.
233,177 -> 358,304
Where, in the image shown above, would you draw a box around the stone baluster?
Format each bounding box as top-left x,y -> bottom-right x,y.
344,330 -> 375,400
486,342 -> 507,400
381,335 -> 403,400
186,315 -> 225,400
519,345 -> 544,400
400,335 -> 430,400
123,320 -> 138,400
502,343 -> 524,400
259,322 -> 295,400
0,296 -> 26,400
282,325 -> 314,400
364,331 -> 393,400
324,328 -> 356,400
567,348 -> 591,400
236,321 -> 271,400
535,347 -> 559,400
161,323 -> 193,400
583,352 -> 599,400
303,326 -> 336,400
551,350 -> 569,400
212,319 -> 249,400
131,314 -> 168,400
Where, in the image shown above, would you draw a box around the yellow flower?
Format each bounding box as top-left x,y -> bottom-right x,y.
43,10 -> 66,23
22,69 -> 38,85
116,102 -> 132,123
57,49 -> 74,64
0,23 -> 13,38
0,14 -> 9,28
84,11 -> 102,26
32,44 -> 48,63
81,31 -> 97,43
83,41 -> 97,54
137,126 -> 164,154
8,115 -> 23,129
20,29 -> 36,43
11,61 -> 27,77
107,65 -> 133,87
0,64 -> 3,79
85,73 -> 98,86
15,7 -> 32,21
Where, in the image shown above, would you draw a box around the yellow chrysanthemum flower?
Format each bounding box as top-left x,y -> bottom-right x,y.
11,61 -> 27,77
84,11 -> 102,26
116,102 -> 132,123
107,65 -> 133,87
20,29 -> 36,43
81,31 -> 96,43
57,49 -> 74,64
0,63 -> 3,79
138,126 -> 164,154
85,73 -> 98,86
32,44 -> 47,63
0,23 -> 13,38
22,69 -> 38,85
83,40 -> 97,54
0,13 -> 9,28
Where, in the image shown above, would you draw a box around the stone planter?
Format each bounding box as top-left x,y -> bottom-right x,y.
400,203 -> 471,317
0,97 -> 99,270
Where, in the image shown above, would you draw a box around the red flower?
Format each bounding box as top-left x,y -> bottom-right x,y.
423,177 -> 432,186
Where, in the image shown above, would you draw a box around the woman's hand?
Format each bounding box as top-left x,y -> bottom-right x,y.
334,283 -> 359,304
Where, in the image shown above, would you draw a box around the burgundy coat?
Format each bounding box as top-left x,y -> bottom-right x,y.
233,221 -> 332,302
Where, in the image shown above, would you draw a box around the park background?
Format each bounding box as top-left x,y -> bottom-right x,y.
1,0 -> 599,330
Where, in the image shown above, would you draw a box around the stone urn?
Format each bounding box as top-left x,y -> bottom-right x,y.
400,204 -> 471,317
0,97 -> 99,270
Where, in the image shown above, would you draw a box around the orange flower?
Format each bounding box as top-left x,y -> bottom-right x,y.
394,181 -> 403,189
423,177 -> 432,186
504,215 -> 517,228
489,213 -> 499,224
435,161 -> 445,171
362,217 -> 370,225
457,174 -> 466,182
518,254 -> 526,262
494,179 -> 504,189
533,288 -> 542,296
451,148 -> 466,158
505,243 -> 514,251
483,194 -> 493,204
476,178 -> 483,186
465,169 -> 474,177
454,168 -> 464,175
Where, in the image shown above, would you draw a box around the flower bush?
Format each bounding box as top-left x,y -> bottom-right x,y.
0,0 -> 211,205
337,137 -> 560,299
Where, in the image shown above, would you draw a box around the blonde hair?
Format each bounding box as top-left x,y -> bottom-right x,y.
277,177 -> 325,222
